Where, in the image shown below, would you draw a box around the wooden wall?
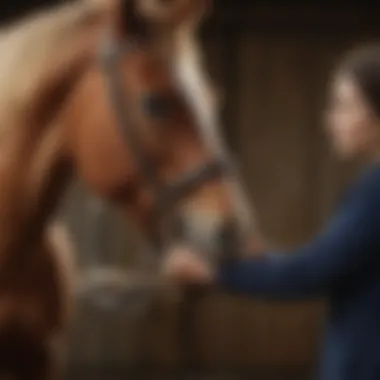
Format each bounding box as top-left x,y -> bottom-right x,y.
59,4 -> 380,377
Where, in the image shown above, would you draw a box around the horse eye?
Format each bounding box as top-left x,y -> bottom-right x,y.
140,92 -> 171,119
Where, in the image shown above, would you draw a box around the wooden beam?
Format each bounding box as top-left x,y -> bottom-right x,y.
204,5 -> 380,35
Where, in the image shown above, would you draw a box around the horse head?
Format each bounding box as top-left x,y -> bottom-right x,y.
61,0 -> 254,285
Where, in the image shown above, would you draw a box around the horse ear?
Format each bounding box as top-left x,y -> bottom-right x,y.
139,0 -> 212,30
120,0 -> 150,38
172,0 -> 213,28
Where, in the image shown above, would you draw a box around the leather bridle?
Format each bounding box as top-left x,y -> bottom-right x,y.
98,31 -> 232,252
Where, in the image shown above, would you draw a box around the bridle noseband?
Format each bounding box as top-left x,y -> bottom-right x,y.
98,32 -> 232,251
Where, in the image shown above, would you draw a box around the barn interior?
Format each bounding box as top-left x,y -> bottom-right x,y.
0,1 -> 379,379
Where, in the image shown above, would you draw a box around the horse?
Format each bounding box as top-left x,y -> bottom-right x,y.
0,0 -> 254,378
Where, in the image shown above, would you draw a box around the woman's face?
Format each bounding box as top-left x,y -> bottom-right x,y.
325,73 -> 380,160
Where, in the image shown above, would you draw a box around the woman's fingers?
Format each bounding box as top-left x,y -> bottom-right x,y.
162,246 -> 214,285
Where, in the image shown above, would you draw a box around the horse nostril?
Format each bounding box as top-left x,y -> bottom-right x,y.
218,219 -> 240,264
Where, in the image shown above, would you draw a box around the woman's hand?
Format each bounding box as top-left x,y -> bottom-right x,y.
161,245 -> 215,286
161,232 -> 267,286
242,234 -> 267,257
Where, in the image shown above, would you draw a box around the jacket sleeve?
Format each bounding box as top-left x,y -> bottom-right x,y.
218,182 -> 380,299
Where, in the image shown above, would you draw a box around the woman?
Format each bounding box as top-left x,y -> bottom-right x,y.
163,44 -> 380,380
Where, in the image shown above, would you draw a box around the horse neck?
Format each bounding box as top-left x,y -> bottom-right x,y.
0,6 -> 111,264
0,116 -> 73,264
0,43 -> 101,263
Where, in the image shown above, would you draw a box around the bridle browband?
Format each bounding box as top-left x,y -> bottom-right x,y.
98,31 -> 232,251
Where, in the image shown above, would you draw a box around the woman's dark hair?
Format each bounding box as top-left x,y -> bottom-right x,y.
338,43 -> 380,117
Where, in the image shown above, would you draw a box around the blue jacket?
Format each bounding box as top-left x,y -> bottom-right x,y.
219,163 -> 380,380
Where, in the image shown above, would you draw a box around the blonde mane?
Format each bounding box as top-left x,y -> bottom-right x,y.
0,0 -> 108,134
173,26 -> 222,151
173,25 -> 255,232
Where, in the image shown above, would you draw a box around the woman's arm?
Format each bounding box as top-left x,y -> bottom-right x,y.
219,179 -> 380,299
